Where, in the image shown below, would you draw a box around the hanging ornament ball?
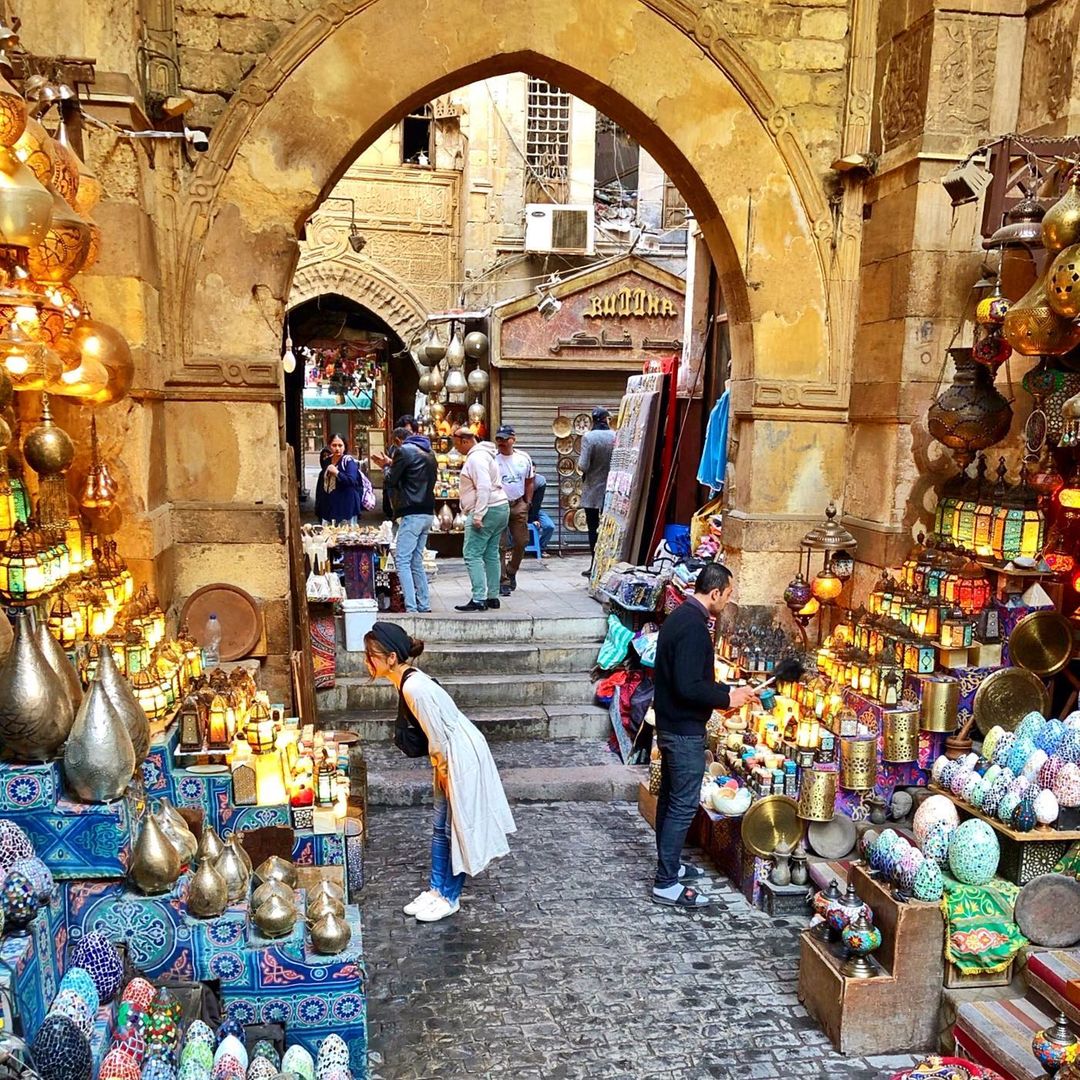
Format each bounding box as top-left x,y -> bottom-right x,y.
464,331 -> 488,359
468,402 -> 486,424
24,413 -> 75,476
0,76 -> 27,149
445,368 -> 468,394
976,295 -> 1011,325
467,367 -> 489,393
81,500 -> 123,537
72,318 -> 134,407
417,371 -> 433,394
972,334 -> 1012,370
430,401 -> 446,422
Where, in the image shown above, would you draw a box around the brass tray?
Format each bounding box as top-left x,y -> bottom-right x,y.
552,416 -> 573,439
557,457 -> 576,476
572,412 -> 592,435
740,794 -> 801,858
973,666 -> 1051,737
555,435 -> 575,455
1009,610 -> 1075,677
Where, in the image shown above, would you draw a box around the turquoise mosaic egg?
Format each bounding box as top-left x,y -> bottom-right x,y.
1015,710 -> 1045,743
177,1062 -> 210,1080
992,731 -> 1015,767
960,771 -> 981,806
895,846 -> 924,893
913,857 -> 944,902
59,968 -> 100,1016
1035,719 -> 1065,756
969,778 -> 990,811
280,1048 -> 314,1080
998,791 -> 1021,824
1006,737 -> 1036,777
948,819 -> 1000,885
1059,729 -> 1080,764
922,821 -> 954,868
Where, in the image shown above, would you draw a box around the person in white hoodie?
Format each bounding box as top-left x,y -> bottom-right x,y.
453,427 -> 510,612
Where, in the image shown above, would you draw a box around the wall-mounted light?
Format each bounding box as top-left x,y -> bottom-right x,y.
282,320 -> 296,374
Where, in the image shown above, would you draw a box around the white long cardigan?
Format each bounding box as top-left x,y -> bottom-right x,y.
402,668 -> 516,876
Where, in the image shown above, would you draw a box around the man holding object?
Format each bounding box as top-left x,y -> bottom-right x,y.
652,562 -> 758,908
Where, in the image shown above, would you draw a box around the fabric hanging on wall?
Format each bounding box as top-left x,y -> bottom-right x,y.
696,388 -> 730,493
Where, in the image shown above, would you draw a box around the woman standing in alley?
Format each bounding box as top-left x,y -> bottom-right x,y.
320,433 -> 372,525
364,622 -> 516,923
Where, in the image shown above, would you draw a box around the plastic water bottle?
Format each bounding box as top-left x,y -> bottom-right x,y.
204,613 -> 222,666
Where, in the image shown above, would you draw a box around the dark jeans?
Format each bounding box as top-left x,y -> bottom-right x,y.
654,729 -> 706,889
584,507 -> 601,553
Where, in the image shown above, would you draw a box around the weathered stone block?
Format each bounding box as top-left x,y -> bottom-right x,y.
218,17 -> 281,53
175,12 -> 219,50
179,46 -> 244,94
801,9 -> 850,40
813,74 -> 847,106
773,72 -> 815,105
780,39 -> 847,71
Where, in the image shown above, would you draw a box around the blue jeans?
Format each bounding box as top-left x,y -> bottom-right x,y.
395,514 -> 431,612
536,510 -> 555,553
654,729 -> 706,889
430,782 -> 465,902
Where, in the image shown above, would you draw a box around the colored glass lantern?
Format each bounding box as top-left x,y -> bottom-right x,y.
0,522 -> 47,602
811,568 -> 843,603
178,696 -> 204,753
254,751 -> 288,806
47,591 -> 82,648
955,558 -> 991,614
973,484 -> 999,558
130,668 -> 168,721
9,474 -> 29,523
63,514 -> 86,574
207,694 -> 230,750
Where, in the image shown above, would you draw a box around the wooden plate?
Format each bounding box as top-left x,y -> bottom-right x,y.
180,583 -> 261,662
740,794 -> 801,858
572,412 -> 591,435
563,509 -> 580,531
552,416 -> 573,439
567,493 -> 581,509
1009,610 -> 1075,677
973,666 -> 1051,737
807,814 -> 857,860
559,478 -> 575,496
557,457 -> 576,476
555,435 -> 575,455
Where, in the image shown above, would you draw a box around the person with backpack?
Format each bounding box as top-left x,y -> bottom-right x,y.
320,433 -> 374,525
385,425 -> 437,613
364,621 -> 516,922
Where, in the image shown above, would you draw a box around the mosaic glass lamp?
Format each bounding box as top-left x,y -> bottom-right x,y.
0,521 -> 46,602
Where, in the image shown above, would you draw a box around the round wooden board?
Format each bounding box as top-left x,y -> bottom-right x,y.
180,583 -> 261,662
1014,873 -> 1080,948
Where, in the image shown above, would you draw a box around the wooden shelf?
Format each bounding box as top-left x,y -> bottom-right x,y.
928,784 -> 1080,843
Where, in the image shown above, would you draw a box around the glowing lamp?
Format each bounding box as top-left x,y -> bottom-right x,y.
254,751 -> 288,806
131,668 -> 168,721
0,522 -> 47,603
207,693 -> 230,749
47,591 -> 81,648
811,569 -> 843,603
797,597 -> 820,618
955,559 -> 991,614
0,323 -> 62,390
64,514 -> 86,573
178,696 -> 205,753
246,718 -> 276,755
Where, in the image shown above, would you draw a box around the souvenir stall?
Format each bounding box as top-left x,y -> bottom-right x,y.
0,69 -> 369,1080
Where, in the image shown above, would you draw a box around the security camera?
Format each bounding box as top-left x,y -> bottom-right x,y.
536,292 -> 561,320
184,127 -> 210,153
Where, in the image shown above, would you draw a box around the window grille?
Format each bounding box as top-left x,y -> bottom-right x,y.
526,77 -> 571,181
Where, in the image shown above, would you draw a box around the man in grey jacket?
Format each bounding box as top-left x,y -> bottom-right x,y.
577,406 -> 615,574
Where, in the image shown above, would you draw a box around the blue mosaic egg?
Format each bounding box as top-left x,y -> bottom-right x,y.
0,819 -> 34,871
869,830 -> 900,873
960,771 -> 981,806
992,731 -> 1015,767
913,858 -> 944,902
48,988 -> 95,1038
922,821 -> 954,868
895,846 -> 924,893
315,1036 -> 349,1075
1,869 -> 38,929
59,967 -> 100,1015
1006,737 -> 1036,777
32,1014 -> 92,1080
1035,719 -> 1065,756
10,856 -> 53,903
969,777 -> 990,811
948,819 -> 1000,885
938,759 -> 962,791
1059,729 -> 1080,764
183,1022 -> 215,1050
981,772 -> 1011,818
142,1061 -> 177,1080
280,1047 -> 314,1080
217,1019 -> 244,1046
181,1044 -> 214,1072
70,931 -> 124,1004
250,1042 -> 280,1070
998,791 -> 1021,824
1022,749 -> 1049,783
1064,710 -> 1080,732
1015,711 -> 1045,744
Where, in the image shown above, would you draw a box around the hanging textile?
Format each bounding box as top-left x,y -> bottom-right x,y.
696,388 -> 730,492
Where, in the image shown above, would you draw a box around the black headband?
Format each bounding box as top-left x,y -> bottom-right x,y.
369,621 -> 412,662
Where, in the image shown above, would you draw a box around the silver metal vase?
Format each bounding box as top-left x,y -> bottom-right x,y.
63,679 -> 136,802
129,809 -> 182,894
0,611 -> 71,760
96,643 -> 150,764
32,615 -> 82,720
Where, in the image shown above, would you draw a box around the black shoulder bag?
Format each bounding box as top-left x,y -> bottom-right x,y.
394,667 -> 430,758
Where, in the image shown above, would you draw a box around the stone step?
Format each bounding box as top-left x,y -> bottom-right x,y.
362,738 -> 643,805
319,671 -> 597,712
372,612 -> 607,645
321,703 -> 611,743
335,640 -> 599,678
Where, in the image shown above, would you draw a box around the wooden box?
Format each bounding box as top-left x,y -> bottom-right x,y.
944,958 -> 1013,990
637,782 -> 657,830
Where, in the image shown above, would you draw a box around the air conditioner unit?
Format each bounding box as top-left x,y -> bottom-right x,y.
524,203 -> 595,255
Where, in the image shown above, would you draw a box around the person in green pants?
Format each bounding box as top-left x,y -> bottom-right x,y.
453,427 -> 511,612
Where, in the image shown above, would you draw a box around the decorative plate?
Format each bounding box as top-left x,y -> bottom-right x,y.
572,435 -> 583,455
572,412 -> 592,435
567,493 -> 581,510
185,765 -> 228,775
554,435 -> 574,454
559,478 -> 575,496
551,416 -> 573,439
740,794 -> 801,858
973,667 -> 1052,737
562,510 -> 580,532
179,583 -> 261,662
557,457 -> 575,476
572,509 -> 588,531
1008,610 -> 1075,677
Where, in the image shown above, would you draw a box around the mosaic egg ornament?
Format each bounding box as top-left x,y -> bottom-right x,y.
1015,711 -> 1045,743
969,777 -> 990,811
280,1048 -> 314,1080
48,988 -> 95,1038
177,1061 -> 211,1080
1036,719 -> 1065,756
122,977 -> 157,1015
142,1061 -> 178,1080
1034,788 -> 1060,826
70,931 -> 124,1003
1060,729 -> 1080,764
59,967 -> 100,1015
1065,710 -> 1080,731
248,1059 -> 276,1080
183,1022 -> 216,1050
250,1042 -> 280,1070
998,791 -> 1021,825
981,728 -> 1004,763
2,870 -> 39,929
32,1014 -> 93,1080
318,1069 -> 351,1080
895,847 -> 925,893
938,759 -> 962,792
948,819 -> 1000,885
143,1009 -> 179,1051
949,766 -> 973,798
181,1044 -> 214,1072
217,1019 -> 245,1046
211,1055 -> 244,1080
1040,756 -> 1065,792
315,1036 -> 349,1075
992,732 -> 1016,767
113,1024 -> 148,1064
931,755 -> 951,784
0,819 -> 34,871
878,836 -> 909,880
145,1041 -> 177,1066
1022,749 -> 1049,783
913,795 -> 960,846
1053,762 -> 1080,808
11,856 -> 53,903
960,772 -> 981,805
1013,793 -> 1039,833
101,1048 -> 142,1080
215,1036 -> 248,1072
1006,737 -> 1036,777
922,821 -> 954,868
913,858 -> 945,902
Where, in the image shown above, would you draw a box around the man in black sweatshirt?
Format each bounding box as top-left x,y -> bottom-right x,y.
652,562 -> 758,907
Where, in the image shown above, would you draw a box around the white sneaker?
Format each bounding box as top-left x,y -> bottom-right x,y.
402,890 -> 438,915
414,895 -> 460,922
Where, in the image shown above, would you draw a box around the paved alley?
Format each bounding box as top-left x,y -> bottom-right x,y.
362,802 -> 916,1080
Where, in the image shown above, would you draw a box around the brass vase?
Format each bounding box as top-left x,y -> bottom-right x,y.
0,610 -> 71,760
186,855 -> 228,919
255,855 -> 297,888
97,643 -> 150,764
214,842 -> 250,903
252,879 -> 293,909
154,805 -> 196,865
253,894 -> 296,938
33,615 -> 82,719
63,679 -> 135,802
194,824 -> 225,867
307,893 -> 345,923
310,879 -> 345,905
129,810 -> 181,894
309,911 -> 351,955
226,834 -> 252,875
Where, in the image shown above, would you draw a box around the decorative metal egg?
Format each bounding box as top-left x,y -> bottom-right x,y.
0,819 -> 34,870
981,728 -> 1004,764
48,989 -> 95,1037
215,1036 -> 248,1072
10,855 -> 53,903
948,819 -> 1000,885
913,858 -> 945,902
913,795 -> 959,846
59,967 -> 100,1015
101,1048 -> 141,1080
249,1041 -> 280,1070
2,869 -> 38,929
1053,761 -> 1080,808
1013,793 -> 1038,833
992,731 -> 1016,767
280,1047 -> 314,1080
70,930 -> 124,1003
921,821 -> 954,868
183,1022 -> 215,1050
315,1035 -> 350,1074
32,1014 -> 93,1080
1034,788 -> 1060,826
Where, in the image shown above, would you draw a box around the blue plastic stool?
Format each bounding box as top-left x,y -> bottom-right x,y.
524,521 -> 542,559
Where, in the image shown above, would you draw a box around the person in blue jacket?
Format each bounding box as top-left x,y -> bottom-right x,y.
321,433 -> 364,525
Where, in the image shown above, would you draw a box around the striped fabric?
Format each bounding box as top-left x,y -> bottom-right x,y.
1025,949 -> 1080,1023
955,997 -> 1058,1080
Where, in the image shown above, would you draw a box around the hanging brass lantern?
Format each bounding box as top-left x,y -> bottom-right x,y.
35,615 -> 81,718
46,135 -> 79,209
49,353 -> 108,398
79,416 -> 118,510
1042,168 -> 1080,254
0,323 -> 62,390
12,117 -> 53,190
68,317 -> 133,406
27,189 -> 90,282
1003,277 -> 1080,357
1046,243 -> 1080,320
445,325 -> 465,368
983,195 -> 1045,303
927,347 -> 1014,468
0,146 -> 51,249
0,610 -> 70,759
23,396 -> 74,531
466,366 -> 489,393
0,74 -> 26,149
187,856 -> 228,919
128,811 -> 181,895
468,402 -> 486,425
464,330 -> 488,359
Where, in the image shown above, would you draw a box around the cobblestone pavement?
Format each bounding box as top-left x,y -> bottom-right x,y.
362,802 -> 916,1080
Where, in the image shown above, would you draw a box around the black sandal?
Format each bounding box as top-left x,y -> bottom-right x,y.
651,885 -> 713,908
678,863 -> 706,881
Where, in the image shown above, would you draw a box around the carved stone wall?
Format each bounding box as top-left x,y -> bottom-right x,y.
1018,0 -> 1080,136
